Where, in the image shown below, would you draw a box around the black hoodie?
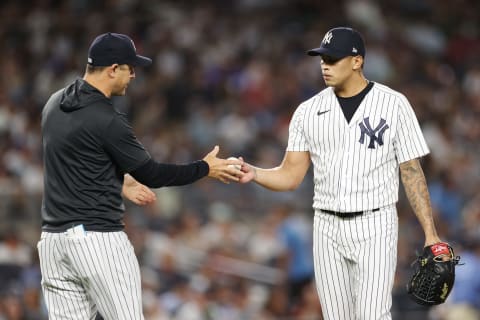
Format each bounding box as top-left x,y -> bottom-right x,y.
41,79 -> 151,231
41,79 -> 209,232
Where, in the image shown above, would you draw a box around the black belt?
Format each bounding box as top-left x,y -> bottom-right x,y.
321,208 -> 379,218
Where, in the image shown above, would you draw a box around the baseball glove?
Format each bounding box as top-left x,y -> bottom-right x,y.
406,242 -> 461,306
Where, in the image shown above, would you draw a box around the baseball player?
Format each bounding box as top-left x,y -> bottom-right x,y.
239,27 -> 445,319
38,32 -> 243,320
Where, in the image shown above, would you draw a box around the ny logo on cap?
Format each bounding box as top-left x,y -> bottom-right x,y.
322,31 -> 333,44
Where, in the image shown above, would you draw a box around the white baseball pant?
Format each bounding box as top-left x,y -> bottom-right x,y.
38,227 -> 144,320
313,206 -> 398,320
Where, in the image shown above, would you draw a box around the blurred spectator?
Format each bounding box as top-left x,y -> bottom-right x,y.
429,171 -> 464,234
291,281 -> 324,320
275,205 -> 315,309
0,293 -> 25,320
0,0 -> 479,319
0,230 -> 32,294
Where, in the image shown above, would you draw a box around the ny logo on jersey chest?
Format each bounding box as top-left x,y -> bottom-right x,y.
358,117 -> 389,149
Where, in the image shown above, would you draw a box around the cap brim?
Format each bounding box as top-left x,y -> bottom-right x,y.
133,55 -> 152,66
307,47 -> 348,59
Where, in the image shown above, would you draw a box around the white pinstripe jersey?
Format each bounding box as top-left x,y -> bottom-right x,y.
287,82 -> 429,212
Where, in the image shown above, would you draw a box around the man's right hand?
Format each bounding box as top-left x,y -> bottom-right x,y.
237,158 -> 256,184
202,146 -> 244,184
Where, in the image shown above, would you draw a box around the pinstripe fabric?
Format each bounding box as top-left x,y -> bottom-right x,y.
38,231 -> 144,320
313,206 -> 398,320
287,83 -> 429,212
287,82 -> 428,319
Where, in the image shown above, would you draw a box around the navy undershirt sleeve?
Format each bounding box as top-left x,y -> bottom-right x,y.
129,158 -> 210,188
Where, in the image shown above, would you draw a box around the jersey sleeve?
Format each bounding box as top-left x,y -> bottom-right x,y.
394,95 -> 430,163
286,104 -> 310,152
103,113 -> 151,173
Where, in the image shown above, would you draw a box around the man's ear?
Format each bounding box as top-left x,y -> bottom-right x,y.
352,56 -> 364,71
108,64 -> 119,78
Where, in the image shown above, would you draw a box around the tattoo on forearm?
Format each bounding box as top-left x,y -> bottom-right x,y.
400,159 -> 437,235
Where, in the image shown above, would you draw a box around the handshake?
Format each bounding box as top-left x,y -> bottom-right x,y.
202,145 -> 254,184
123,145 -> 255,206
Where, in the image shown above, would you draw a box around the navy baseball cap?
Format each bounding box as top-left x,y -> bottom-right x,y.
87,32 -> 152,67
307,27 -> 365,59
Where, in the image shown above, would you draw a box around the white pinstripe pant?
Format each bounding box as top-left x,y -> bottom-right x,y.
313,206 -> 398,320
37,230 -> 144,320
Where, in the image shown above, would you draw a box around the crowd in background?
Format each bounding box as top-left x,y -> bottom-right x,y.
1,0 -> 480,319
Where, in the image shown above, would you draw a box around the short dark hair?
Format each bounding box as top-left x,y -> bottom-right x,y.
86,64 -> 108,74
